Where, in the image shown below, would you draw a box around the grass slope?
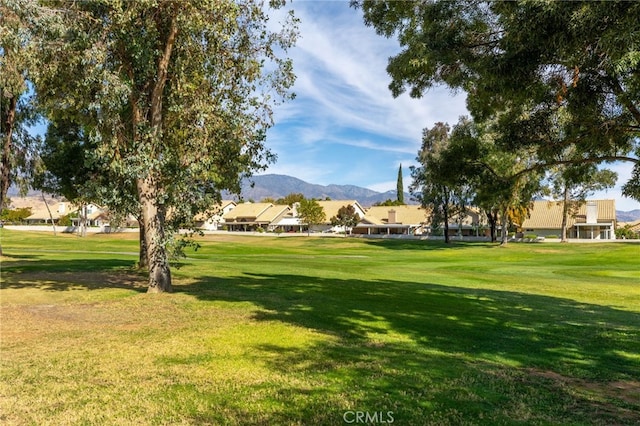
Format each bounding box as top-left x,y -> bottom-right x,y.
1,230 -> 639,425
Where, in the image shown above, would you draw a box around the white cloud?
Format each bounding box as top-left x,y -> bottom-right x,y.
277,2 -> 468,146
366,180 -> 396,193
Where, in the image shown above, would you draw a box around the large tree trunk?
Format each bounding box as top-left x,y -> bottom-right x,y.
1,95 -> 17,211
443,207 -> 450,244
486,210 -> 498,243
560,186 -> 569,242
42,192 -> 57,236
442,189 -> 450,243
137,177 -> 172,293
79,203 -> 87,237
137,216 -> 148,269
499,209 -> 509,246
134,12 -> 178,293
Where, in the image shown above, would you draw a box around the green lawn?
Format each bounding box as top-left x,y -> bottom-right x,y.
1,230 -> 639,425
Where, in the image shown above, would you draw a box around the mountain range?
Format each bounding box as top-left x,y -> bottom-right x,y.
223,174 -> 415,207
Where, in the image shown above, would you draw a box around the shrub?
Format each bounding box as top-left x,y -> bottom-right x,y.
0,207 -> 32,224
616,226 -> 639,240
58,214 -> 73,227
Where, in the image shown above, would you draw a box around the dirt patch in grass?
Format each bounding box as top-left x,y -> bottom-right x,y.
531,249 -> 565,254
1,270 -> 149,342
527,368 -> 640,418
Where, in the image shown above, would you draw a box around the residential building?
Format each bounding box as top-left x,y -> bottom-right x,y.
354,205 -> 489,237
222,202 -> 290,232
194,200 -> 237,230
521,199 -> 617,240
354,205 -> 429,235
316,200 -> 367,232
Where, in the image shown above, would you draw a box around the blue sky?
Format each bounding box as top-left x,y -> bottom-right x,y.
263,1 -> 640,211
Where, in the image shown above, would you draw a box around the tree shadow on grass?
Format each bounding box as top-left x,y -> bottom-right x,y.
0,257 -> 146,292
174,273 -> 640,424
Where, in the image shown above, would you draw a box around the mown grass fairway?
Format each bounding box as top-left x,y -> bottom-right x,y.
1,230 -> 639,425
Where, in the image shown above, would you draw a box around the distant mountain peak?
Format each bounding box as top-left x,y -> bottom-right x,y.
225,174 -> 412,207
617,209 -> 640,222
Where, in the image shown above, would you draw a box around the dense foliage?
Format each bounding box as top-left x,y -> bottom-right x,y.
14,0 -> 298,291
0,207 -> 32,224
330,204 -> 360,235
355,0 -> 640,201
297,198 -> 326,235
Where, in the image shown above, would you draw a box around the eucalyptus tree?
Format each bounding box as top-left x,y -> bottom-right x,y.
355,0 -> 640,196
34,1 -> 298,292
33,119 -> 95,236
410,122 -> 472,243
0,0 -> 45,256
0,0 -> 41,210
419,117 -> 543,245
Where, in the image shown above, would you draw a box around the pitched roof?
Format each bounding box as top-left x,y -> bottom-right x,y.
363,205 -> 429,225
223,202 -> 274,221
255,205 -> 290,223
522,199 -> 616,229
222,202 -> 290,224
26,201 -> 77,221
317,200 -> 366,223
193,200 -> 237,221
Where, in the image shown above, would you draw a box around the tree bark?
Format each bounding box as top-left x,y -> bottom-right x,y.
486,210 -> 498,243
1,95 -> 17,211
560,186 -> 570,242
137,176 -> 172,293
42,192 -> 57,236
499,209 -> 509,246
136,10 -> 178,293
79,203 -> 87,237
442,189 -> 450,243
137,216 -> 148,269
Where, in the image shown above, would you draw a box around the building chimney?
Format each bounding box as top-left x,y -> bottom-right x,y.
388,209 -> 397,224
586,201 -> 598,224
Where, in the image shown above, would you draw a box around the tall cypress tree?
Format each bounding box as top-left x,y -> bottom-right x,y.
397,164 -> 404,204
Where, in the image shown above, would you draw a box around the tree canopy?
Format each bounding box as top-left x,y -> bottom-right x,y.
297,198 -> 325,235
355,0 -> 640,196
0,0 -> 41,211
330,204 -> 360,235
29,0 -> 298,291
